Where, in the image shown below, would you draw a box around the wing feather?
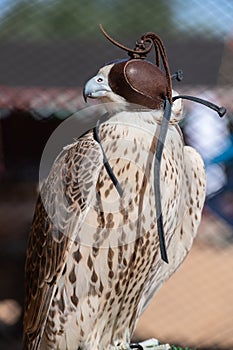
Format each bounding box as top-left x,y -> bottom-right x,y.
23,131 -> 103,348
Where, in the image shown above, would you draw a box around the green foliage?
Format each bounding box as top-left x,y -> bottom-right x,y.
171,346 -> 195,350
0,0 -> 174,41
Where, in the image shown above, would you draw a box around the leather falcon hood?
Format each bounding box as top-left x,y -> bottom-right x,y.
109,59 -> 168,109
99,24 -> 172,110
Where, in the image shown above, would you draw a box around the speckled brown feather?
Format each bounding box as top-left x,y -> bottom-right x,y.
23,132 -> 104,349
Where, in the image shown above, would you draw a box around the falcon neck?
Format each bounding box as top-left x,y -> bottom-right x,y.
108,108 -> 166,126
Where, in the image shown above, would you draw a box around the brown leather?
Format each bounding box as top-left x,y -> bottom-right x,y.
109,59 -> 168,109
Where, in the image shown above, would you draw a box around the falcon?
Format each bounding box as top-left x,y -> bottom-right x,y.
23,26 -> 225,350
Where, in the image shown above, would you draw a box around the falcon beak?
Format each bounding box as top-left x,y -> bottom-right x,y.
83,75 -> 112,102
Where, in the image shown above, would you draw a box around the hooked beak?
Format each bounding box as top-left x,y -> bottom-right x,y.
83,75 -> 112,102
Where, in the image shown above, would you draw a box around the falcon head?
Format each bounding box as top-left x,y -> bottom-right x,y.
83,25 -> 172,110
83,58 -> 169,109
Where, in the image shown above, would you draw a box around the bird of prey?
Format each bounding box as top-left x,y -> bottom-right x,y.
23,26 -> 225,350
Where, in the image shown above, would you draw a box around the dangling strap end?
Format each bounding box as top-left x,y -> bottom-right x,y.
157,214 -> 169,263
218,106 -> 227,118
154,98 -> 171,264
94,120 -> 124,198
172,95 -> 227,118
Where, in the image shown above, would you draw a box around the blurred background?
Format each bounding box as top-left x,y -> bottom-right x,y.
0,0 -> 233,349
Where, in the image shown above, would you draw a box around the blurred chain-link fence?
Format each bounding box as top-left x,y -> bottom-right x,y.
0,1 -> 232,349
